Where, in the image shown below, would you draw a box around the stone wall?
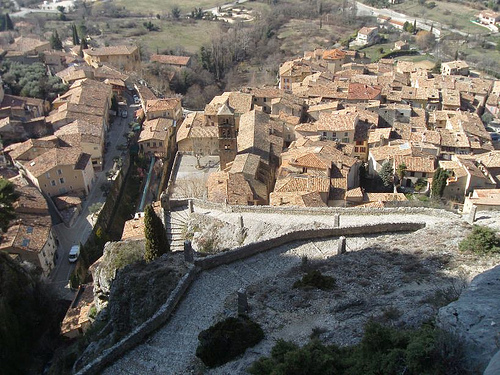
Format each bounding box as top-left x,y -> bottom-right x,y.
168,198 -> 457,219
76,265 -> 198,375
75,220 -> 426,374
194,222 -> 425,270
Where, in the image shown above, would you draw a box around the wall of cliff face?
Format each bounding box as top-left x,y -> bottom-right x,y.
76,241 -> 189,370
437,264 -> 500,373
0,252 -> 66,375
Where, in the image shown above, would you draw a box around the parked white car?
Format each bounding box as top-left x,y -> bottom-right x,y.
68,245 -> 80,263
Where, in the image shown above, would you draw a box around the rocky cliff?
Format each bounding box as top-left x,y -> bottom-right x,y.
437,264 -> 500,373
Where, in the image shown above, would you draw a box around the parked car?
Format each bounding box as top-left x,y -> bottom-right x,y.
68,245 -> 80,263
133,95 -> 140,104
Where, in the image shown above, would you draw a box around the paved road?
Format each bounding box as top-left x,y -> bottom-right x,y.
48,95 -> 135,299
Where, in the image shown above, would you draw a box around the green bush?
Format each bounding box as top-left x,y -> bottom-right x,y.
196,316 -> 264,368
248,322 -> 467,375
293,270 -> 336,290
459,225 -> 500,254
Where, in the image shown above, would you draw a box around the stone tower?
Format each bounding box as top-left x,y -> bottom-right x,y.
217,102 -> 237,170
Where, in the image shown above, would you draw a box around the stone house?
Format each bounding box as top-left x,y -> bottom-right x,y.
83,45 -> 140,72
279,59 -> 313,90
150,54 -> 191,69
54,119 -> 105,170
16,147 -> 95,198
0,177 -> 57,276
463,188 -> 500,213
295,110 -> 359,144
144,98 -> 182,122
138,117 -> 175,157
441,61 -> 469,76
176,112 -> 218,156
393,154 -> 436,188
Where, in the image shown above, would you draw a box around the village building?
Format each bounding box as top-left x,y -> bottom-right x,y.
355,27 -> 379,46
176,112 -> 218,155
0,177 -> 57,276
138,117 -> 176,157
441,61 -> 469,76
150,54 -> 192,69
477,10 -> 500,25
14,146 -> 95,198
54,119 -> 105,170
83,45 -> 140,72
463,188 -> 500,213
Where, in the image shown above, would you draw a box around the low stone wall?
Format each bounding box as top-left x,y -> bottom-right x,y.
75,266 -> 198,375
194,222 -> 425,270
186,198 -> 457,218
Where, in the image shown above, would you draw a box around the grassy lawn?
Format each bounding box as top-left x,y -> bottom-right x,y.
138,20 -> 220,54
114,0 -> 222,15
357,41 -> 399,61
391,0 -> 489,35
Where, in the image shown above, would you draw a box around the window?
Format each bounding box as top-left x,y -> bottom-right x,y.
159,142 -> 163,146
263,98 -> 267,102
322,132 -> 327,137
344,132 -> 348,136
51,180 -> 56,186
153,142 -> 156,147
332,132 -> 336,137
59,178 -> 65,184
355,147 -> 359,152
57,169 -> 62,175
360,147 -> 366,153
410,172 -> 415,177
422,172 -> 427,177
46,172 -> 50,178
147,142 -> 150,147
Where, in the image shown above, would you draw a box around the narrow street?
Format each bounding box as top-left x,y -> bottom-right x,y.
48,95 -> 136,299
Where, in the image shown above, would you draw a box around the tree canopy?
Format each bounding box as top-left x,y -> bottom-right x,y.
0,61 -> 67,100
0,178 -> 19,232
379,160 -> 394,187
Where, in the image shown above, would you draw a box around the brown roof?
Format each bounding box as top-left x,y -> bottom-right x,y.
176,112 -> 216,142
296,110 -> 358,133
206,171 -> 254,205
139,118 -> 174,142
84,45 -> 138,56
22,147 -> 91,177
394,154 -> 436,173
145,98 -> 181,112
150,54 -> 191,66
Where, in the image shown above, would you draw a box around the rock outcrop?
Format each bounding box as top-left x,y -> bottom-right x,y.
437,264 -> 500,373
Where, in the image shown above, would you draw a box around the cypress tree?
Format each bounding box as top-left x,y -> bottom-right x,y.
72,24 -> 80,45
50,30 -> 62,50
5,13 -> 13,30
431,167 -> 448,198
144,204 -> 169,262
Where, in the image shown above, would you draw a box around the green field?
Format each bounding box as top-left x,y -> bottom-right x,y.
391,0 -> 489,35
114,0 -> 226,15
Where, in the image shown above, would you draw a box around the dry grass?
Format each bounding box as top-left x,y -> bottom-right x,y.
391,0 -> 489,35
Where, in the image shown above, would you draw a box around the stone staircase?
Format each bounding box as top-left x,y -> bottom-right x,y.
165,206 -> 190,252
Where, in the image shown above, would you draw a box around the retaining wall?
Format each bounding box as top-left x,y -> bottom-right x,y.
167,198 -> 457,218
194,222 -> 425,270
75,220 -> 426,374
76,266 -> 198,375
